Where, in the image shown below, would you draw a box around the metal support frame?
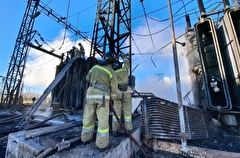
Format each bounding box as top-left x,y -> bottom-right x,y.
1,0 -> 40,106
16,55 -> 79,129
167,0 -> 187,151
0,0 -> 88,107
89,0 -> 131,68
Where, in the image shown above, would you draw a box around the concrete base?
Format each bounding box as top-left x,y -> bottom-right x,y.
5,116 -> 142,158
48,128 -> 142,158
6,130 -> 45,158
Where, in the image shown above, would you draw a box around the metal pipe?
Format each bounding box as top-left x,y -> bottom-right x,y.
167,0 -> 187,151
176,41 -> 186,47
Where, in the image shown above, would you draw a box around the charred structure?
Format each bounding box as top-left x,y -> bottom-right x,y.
186,1 -> 240,131
1,0 -> 240,157
52,58 -> 91,110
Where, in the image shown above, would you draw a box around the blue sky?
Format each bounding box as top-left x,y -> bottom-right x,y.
0,0 -> 236,105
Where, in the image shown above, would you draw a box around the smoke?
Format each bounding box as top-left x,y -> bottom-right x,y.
23,30 -> 91,94
131,21 -> 193,110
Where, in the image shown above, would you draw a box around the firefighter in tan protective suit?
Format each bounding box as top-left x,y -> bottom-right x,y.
111,53 -> 133,137
78,43 -> 85,58
81,52 -> 118,152
70,43 -> 85,59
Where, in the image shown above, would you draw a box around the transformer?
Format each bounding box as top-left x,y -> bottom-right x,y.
186,6 -> 240,128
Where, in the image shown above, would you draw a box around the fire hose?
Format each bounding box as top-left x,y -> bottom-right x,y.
109,101 -> 148,158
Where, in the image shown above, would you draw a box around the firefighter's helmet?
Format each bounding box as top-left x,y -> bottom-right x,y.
104,52 -> 116,64
113,60 -> 122,70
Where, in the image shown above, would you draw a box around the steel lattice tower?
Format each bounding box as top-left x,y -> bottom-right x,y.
1,0 -> 132,107
90,0 -> 131,66
1,0 -> 40,106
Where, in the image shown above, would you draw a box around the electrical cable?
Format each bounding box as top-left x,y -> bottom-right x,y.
133,33 -> 185,56
181,0 -> 187,15
26,58 -> 57,68
140,0 -> 156,67
133,0 -> 195,37
132,0 -> 205,62
27,0 -> 226,87
146,0 -> 195,23
39,0 -> 53,12
132,0 -> 182,21
132,24 -> 170,37
73,13 -> 80,42
132,36 -> 143,54
59,0 -> 71,50
206,2 -> 223,12
68,3 -> 98,18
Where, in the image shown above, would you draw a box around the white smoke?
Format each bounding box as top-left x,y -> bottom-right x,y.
131,21 -> 193,111
23,30 -> 92,94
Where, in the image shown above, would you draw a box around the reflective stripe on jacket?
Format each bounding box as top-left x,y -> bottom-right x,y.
86,64 -> 118,98
89,65 -> 113,79
86,94 -> 110,100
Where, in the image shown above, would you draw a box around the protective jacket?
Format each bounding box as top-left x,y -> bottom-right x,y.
112,58 -> 133,132
78,43 -> 85,58
81,64 -> 117,149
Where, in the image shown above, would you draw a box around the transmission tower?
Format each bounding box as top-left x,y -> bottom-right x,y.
90,0 -> 131,66
1,0 -> 88,107
0,0 -> 40,106
1,0 -> 132,107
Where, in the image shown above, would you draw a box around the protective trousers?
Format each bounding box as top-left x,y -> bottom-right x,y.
81,97 -> 110,149
112,92 -> 133,131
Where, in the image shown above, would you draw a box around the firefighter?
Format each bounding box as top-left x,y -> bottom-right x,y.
81,52 -> 118,152
68,44 -> 85,59
68,46 -> 76,58
111,53 -> 133,137
78,43 -> 85,58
